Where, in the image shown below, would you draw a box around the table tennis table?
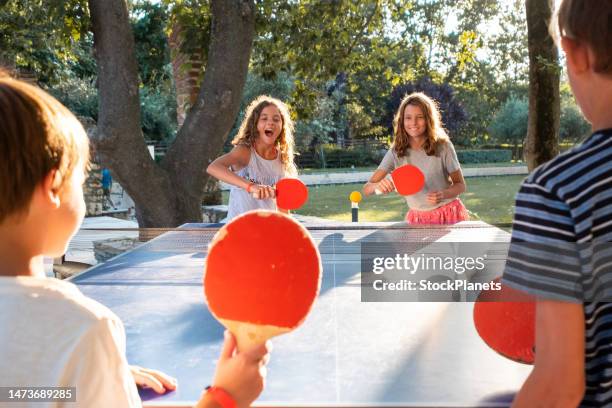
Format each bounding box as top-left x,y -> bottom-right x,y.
71,221 -> 531,407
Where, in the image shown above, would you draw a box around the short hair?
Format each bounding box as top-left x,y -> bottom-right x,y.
0,72 -> 90,223
556,0 -> 612,75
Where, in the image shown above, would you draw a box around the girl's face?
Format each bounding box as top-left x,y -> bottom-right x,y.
403,104 -> 427,139
256,105 -> 283,146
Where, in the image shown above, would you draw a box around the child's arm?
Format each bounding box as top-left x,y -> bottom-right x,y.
363,169 -> 394,196
427,169 -> 466,204
207,146 -> 274,199
195,331 -> 270,408
512,300 -> 585,407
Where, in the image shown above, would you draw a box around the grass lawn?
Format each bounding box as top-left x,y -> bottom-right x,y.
222,174 -> 525,225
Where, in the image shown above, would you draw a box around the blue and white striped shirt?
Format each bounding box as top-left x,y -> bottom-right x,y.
503,129 -> 612,407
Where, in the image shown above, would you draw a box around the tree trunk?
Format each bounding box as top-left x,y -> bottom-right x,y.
89,0 -> 255,227
524,0 -> 560,171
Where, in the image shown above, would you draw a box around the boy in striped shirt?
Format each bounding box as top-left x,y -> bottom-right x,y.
503,1 -> 612,406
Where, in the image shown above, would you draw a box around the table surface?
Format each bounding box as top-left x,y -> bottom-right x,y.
71,221 -> 531,407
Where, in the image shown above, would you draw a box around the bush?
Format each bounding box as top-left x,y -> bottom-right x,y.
49,76 -> 98,120
140,83 -> 178,142
456,149 -> 512,164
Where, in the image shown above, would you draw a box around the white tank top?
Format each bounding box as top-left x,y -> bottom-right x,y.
226,147 -> 285,220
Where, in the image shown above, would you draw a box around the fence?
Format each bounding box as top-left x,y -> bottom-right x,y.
295,140 -> 389,169
149,140 -> 578,168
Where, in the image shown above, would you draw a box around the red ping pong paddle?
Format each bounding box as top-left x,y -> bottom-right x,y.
204,210 -> 322,350
250,178 -> 308,211
473,277 -> 535,364
375,164 -> 425,196
275,178 -> 308,211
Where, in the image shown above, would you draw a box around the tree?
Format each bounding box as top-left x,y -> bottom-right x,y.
524,0 -> 560,170
489,97 -> 528,156
89,0 -> 255,227
0,0 -> 88,83
4,0 -> 541,225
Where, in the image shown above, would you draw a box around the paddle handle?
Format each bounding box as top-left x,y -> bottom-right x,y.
373,178 -> 395,195
250,186 -> 277,199
374,187 -> 395,195
220,318 -> 289,351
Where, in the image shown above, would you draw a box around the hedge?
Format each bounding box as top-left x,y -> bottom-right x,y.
296,145 -> 385,168
295,147 -> 513,168
456,149 -> 512,164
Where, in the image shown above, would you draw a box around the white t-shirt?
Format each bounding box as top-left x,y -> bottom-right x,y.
226,146 -> 285,221
0,276 -> 141,407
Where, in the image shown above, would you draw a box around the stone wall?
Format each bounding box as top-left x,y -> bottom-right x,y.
94,237 -> 139,264
78,117 -> 105,216
202,205 -> 228,223
84,163 -> 104,216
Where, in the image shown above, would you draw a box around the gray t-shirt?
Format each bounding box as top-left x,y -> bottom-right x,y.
377,141 -> 461,211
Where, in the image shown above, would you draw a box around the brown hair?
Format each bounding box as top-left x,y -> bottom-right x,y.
232,95 -> 297,176
0,73 -> 90,223
556,0 -> 612,74
392,92 -> 449,157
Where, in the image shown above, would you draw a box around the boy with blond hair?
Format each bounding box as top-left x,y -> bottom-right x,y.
503,1 -> 612,406
0,73 -> 269,407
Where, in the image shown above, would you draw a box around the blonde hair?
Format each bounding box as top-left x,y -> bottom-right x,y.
0,73 -> 90,223
554,0 -> 612,75
392,92 -> 449,157
232,95 -> 297,176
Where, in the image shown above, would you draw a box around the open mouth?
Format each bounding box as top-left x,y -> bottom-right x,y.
264,130 -> 274,137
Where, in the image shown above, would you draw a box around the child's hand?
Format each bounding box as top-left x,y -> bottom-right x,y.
250,184 -> 275,200
212,330 -> 271,408
375,178 -> 395,194
130,365 -> 177,394
427,191 -> 445,204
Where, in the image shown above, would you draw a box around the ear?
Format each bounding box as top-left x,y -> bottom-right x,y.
40,170 -> 62,209
561,36 -> 590,74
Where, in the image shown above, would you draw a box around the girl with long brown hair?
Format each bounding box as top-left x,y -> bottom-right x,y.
207,95 -> 298,220
363,92 -> 468,224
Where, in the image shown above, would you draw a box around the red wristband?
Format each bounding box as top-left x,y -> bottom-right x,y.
246,182 -> 254,193
205,386 -> 236,408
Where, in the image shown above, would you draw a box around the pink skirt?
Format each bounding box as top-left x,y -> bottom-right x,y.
405,198 -> 469,225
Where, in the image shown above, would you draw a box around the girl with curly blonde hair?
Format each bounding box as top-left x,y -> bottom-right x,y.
207,95 -> 298,220
363,92 -> 468,224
